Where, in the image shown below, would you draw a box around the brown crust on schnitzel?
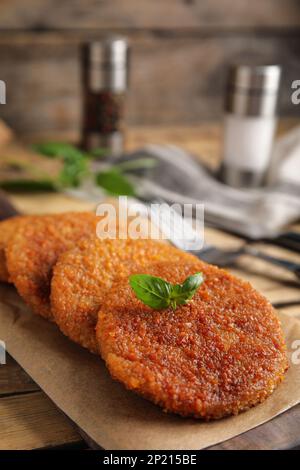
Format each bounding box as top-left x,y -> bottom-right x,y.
96,260 -> 288,420
6,212 -> 98,320
0,216 -> 25,282
51,238 -> 196,353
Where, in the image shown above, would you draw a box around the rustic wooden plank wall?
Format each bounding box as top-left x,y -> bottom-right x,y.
0,1 -> 299,137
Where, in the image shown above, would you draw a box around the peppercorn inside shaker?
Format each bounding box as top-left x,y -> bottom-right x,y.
219,64 -> 281,188
81,37 -> 129,158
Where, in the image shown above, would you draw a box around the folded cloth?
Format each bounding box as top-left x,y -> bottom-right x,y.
67,126 -> 300,240
118,126 -> 300,239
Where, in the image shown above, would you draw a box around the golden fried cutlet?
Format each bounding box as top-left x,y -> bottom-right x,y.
96,260 -> 288,420
0,216 -> 26,282
51,238 -> 196,353
6,212 -> 98,320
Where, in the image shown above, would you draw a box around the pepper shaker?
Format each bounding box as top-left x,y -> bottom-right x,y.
81,37 -> 129,157
219,64 -> 281,187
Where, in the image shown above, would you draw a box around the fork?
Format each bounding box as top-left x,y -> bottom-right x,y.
195,244 -> 300,280
147,200 -> 300,281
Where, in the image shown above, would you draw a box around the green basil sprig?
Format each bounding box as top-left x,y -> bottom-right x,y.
33,142 -> 90,188
1,141 -> 157,196
129,272 -> 204,311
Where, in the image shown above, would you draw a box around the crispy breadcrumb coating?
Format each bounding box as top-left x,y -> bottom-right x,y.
51,238 -> 196,353
97,261 -> 288,420
0,216 -> 26,282
6,212 -> 98,320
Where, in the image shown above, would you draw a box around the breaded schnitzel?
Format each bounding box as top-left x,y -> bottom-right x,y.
96,260 -> 288,419
6,212 -> 98,320
51,238 -> 196,353
0,216 -> 25,282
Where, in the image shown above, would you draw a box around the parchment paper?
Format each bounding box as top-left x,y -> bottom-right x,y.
0,284 -> 300,450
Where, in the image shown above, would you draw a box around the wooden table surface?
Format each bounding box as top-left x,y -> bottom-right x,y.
0,123 -> 300,450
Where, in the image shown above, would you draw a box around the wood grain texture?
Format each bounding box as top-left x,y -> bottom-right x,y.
0,31 -> 299,135
208,403 -> 300,450
0,354 -> 38,396
0,1 -> 299,135
0,392 -> 81,449
0,0 -> 299,30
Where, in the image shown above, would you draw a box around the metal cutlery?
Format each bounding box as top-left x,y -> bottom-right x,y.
148,200 -> 300,280
195,244 -> 300,280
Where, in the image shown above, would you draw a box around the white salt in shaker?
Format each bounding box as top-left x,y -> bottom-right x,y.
219,64 -> 281,187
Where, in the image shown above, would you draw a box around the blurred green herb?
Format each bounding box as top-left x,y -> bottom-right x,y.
33,142 -> 90,188
58,154 -> 89,188
1,141 -> 150,196
96,169 -> 136,196
32,142 -> 85,160
0,179 -> 56,192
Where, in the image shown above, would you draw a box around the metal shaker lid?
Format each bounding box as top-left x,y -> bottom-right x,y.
82,37 -> 129,92
225,64 -> 281,117
228,64 -> 281,92
83,37 -> 129,66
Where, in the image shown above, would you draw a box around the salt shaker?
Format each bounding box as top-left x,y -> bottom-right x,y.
219,64 -> 281,187
81,37 -> 129,157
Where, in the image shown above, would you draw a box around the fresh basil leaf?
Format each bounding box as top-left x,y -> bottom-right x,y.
96,169 -> 136,196
129,272 -> 204,311
180,272 -> 204,297
170,272 -> 204,306
129,274 -> 172,310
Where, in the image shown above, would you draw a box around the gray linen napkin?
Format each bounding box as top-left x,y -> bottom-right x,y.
68,127 -> 300,240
